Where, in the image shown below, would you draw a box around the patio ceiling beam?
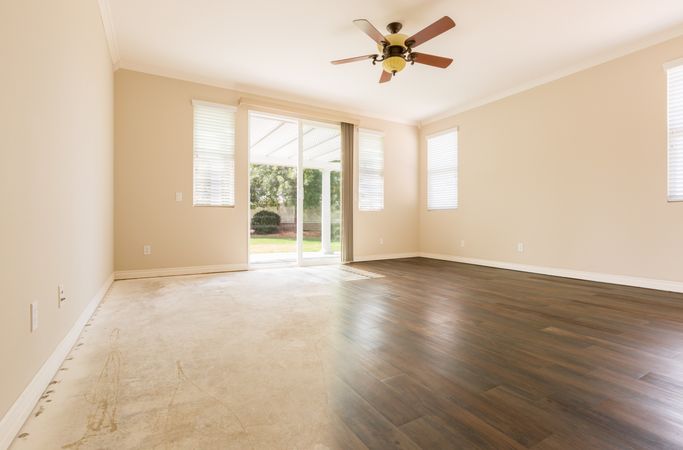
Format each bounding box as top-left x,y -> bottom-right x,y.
250,157 -> 340,171
302,133 -> 340,153
249,121 -> 286,150
265,128 -> 314,157
287,138 -> 340,162
310,148 -> 341,162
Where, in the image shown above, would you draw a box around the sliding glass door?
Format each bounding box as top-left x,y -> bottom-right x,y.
248,112 -> 341,266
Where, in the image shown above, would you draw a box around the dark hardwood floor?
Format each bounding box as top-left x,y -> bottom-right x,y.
331,258 -> 683,449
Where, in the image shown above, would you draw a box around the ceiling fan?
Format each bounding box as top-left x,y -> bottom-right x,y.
331,16 -> 456,83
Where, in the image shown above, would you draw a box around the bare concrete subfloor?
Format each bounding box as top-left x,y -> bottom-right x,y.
10,265 -> 381,450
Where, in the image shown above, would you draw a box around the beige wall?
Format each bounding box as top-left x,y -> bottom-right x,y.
0,0 -> 114,419
354,119 -> 419,259
420,35 -> 683,282
114,70 -> 419,271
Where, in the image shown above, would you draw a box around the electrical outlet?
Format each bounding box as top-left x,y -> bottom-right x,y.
460,240 -> 466,248
143,245 -> 152,255
517,242 -> 524,253
175,192 -> 183,202
379,237 -> 384,245
30,302 -> 38,332
58,284 -> 66,306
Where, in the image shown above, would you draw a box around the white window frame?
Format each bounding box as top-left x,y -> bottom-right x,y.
426,127 -> 459,211
358,128 -> 385,211
665,58 -> 683,202
192,100 -> 237,207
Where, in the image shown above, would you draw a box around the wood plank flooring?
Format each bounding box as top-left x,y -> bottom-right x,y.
336,258 -> 683,449
11,258 -> 683,449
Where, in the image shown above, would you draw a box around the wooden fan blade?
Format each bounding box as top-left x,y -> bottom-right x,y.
331,54 -> 377,65
379,70 -> 392,83
406,16 -> 455,48
412,53 -> 453,68
353,19 -> 386,45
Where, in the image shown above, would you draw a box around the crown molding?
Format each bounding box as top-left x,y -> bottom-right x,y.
420,23 -> 683,127
99,2 -> 683,126
116,61 -> 418,127
96,0 -> 120,68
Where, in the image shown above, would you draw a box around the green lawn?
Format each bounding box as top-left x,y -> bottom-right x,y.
250,235 -> 341,253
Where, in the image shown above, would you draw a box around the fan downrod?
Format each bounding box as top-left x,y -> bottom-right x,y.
386,22 -> 402,34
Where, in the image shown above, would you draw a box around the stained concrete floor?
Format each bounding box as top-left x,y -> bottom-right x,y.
10,265 -> 382,450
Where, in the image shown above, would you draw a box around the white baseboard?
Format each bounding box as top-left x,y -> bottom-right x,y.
0,273 -> 114,450
353,252 -> 420,262
419,252 -> 683,294
114,263 -> 248,280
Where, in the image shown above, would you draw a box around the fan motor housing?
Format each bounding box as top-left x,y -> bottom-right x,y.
377,33 -> 408,53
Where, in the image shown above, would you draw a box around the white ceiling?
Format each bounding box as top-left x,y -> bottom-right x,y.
106,0 -> 683,124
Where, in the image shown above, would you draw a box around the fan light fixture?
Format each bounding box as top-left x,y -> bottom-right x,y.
383,56 -> 407,74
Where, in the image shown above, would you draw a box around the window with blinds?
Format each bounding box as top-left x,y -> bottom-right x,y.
667,61 -> 683,201
193,101 -> 236,206
358,129 -> 384,211
427,129 -> 458,210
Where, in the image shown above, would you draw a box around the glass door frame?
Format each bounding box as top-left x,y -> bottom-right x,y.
299,118 -> 342,266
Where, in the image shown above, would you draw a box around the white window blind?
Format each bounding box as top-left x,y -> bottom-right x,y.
358,130 -> 384,211
427,130 -> 458,210
193,101 -> 236,206
667,62 -> 683,201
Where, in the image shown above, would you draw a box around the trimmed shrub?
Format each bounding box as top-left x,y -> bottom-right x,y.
252,210 -> 281,226
251,210 -> 281,235
252,224 -> 279,235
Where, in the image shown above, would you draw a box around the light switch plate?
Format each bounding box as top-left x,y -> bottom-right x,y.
175,192 -> 183,202
58,284 -> 66,306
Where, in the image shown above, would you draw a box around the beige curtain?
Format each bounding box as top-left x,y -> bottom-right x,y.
341,122 -> 354,263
